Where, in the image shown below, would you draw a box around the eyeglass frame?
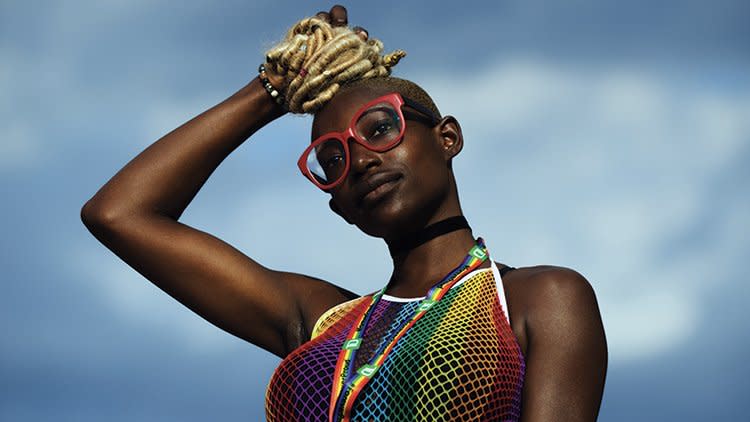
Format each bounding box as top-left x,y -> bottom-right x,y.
297,92 -> 440,191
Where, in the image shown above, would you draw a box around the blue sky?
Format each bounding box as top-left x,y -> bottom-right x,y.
1,0 -> 748,420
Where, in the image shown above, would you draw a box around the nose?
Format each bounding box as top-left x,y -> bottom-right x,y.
347,137 -> 381,178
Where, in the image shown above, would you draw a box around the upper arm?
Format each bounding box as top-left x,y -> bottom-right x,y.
81,207 -> 356,358
519,267 -> 608,422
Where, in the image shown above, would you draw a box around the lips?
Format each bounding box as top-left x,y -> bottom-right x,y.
356,172 -> 402,206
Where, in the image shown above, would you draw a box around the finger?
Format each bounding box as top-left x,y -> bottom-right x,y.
315,11 -> 330,23
352,26 -> 369,41
329,5 -> 348,26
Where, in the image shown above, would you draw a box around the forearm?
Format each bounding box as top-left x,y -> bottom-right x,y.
82,76 -> 284,224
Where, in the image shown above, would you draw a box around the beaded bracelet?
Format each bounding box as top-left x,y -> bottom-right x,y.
258,63 -> 285,107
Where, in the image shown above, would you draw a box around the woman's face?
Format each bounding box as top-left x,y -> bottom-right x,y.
311,86 -> 459,240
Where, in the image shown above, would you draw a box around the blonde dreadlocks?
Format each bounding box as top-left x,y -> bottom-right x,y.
264,16 -> 406,114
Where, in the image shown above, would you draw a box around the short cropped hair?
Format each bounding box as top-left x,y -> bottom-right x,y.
334,77 -> 442,121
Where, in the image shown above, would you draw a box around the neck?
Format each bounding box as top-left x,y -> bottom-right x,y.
387,216 -> 470,257
384,218 -> 481,298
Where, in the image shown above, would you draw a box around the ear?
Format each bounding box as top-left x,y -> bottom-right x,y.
329,199 -> 354,225
436,115 -> 464,162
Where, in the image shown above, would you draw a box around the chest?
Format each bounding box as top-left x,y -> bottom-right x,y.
266,271 -> 526,421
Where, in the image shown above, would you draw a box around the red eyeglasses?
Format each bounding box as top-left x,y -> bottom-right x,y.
297,92 -> 439,190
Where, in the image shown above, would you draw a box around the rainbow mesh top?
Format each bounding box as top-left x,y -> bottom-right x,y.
265,242 -> 525,421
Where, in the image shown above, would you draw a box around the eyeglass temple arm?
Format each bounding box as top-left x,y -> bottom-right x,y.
402,96 -> 441,126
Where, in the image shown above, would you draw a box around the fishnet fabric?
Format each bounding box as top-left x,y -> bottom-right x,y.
265,297 -> 369,421
352,301 -> 407,370
265,268 -> 525,421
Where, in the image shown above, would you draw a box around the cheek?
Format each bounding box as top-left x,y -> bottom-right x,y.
399,135 -> 449,189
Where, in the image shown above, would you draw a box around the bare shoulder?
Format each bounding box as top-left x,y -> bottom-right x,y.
502,265 -> 598,317
500,264 -> 603,354
504,264 -> 592,290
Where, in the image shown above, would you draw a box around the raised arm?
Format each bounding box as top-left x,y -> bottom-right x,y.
80,8 -> 359,358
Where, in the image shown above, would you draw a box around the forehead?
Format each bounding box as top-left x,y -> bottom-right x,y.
311,85 -> 396,140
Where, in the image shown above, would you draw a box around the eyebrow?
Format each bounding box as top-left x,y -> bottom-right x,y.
358,105 -> 393,117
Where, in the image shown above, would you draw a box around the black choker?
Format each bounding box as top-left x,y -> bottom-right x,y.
388,216 -> 471,257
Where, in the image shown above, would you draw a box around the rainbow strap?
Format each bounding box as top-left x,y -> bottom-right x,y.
328,238 -> 489,422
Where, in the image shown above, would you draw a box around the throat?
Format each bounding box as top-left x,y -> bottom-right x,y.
385,216 -> 482,298
387,216 -> 470,257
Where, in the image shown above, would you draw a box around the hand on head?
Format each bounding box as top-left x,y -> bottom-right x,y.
315,5 -> 369,40
265,5 -> 369,86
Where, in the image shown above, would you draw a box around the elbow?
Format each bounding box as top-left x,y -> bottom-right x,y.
80,199 -> 125,232
80,200 -> 104,231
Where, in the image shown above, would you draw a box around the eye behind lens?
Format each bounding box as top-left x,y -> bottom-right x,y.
308,138 -> 347,185
356,108 -> 403,147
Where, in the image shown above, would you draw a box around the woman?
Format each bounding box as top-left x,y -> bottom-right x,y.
81,5 -> 607,421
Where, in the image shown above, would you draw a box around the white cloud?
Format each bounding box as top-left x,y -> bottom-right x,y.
0,121 -> 42,171
688,94 -> 750,169
604,285 -> 698,362
0,49 -> 45,171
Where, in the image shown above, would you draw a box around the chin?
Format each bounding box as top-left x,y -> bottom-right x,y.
354,197 -> 430,240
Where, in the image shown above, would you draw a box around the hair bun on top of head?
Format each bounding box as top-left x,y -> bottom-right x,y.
264,16 -> 406,114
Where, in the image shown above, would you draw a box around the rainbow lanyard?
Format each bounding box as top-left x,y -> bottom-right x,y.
328,238 -> 489,422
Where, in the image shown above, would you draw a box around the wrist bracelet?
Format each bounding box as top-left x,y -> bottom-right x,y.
258,63 -> 286,108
